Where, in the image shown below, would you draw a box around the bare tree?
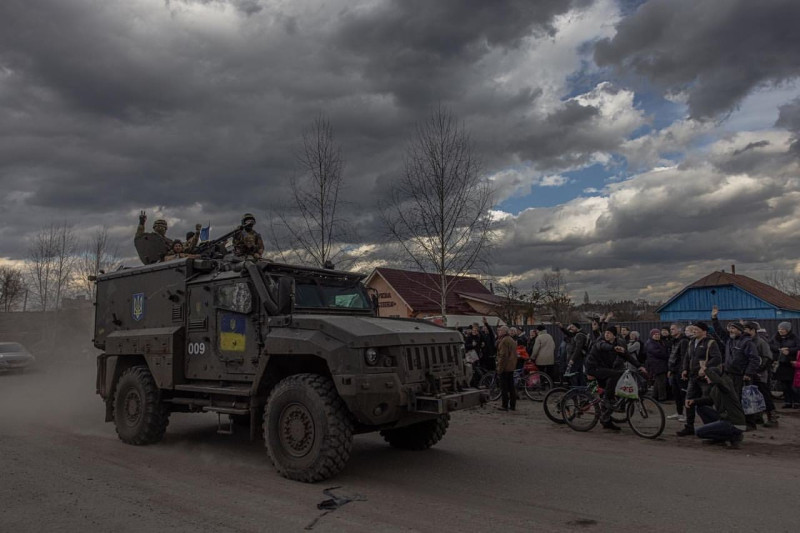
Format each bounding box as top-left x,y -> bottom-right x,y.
0,266 -> 26,312
382,107 -> 493,322
765,269 -> 800,296
26,222 -> 78,311
495,281 -> 521,326
538,269 -> 573,324
76,227 -> 121,301
271,114 -> 353,268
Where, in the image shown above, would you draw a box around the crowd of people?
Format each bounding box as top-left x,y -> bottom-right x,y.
463,309 -> 800,448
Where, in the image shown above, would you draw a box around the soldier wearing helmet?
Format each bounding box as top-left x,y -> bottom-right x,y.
135,210 -> 174,254
232,212 -> 265,260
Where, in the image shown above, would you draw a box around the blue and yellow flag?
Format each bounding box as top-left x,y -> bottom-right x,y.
220,313 -> 246,352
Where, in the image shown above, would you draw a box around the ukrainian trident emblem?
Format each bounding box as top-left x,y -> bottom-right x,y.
132,293 -> 145,321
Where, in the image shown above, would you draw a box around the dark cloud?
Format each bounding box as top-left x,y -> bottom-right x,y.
777,97 -> 800,155
2,0 -> 605,261
732,140 -> 770,156
1,0 -> 797,304
335,0 -> 591,109
594,0 -> 800,119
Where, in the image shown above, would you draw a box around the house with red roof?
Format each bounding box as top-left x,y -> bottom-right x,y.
364,267 -> 512,323
658,268 -> 800,321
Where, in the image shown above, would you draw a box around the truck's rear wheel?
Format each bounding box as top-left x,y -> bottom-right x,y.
380,414 -> 450,450
112,365 -> 169,445
263,374 -> 353,482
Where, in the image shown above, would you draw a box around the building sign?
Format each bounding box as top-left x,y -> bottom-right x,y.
379,301 -> 397,308
378,292 -> 392,299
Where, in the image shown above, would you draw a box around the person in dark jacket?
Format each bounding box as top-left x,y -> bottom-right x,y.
677,321 -> 722,436
561,322 -> 589,386
744,322 -> 778,425
464,324 -> 481,357
588,314 -> 608,351
645,329 -> 669,401
479,318 -> 497,371
770,322 -> 799,408
667,323 -> 690,420
687,367 -> 746,448
711,315 -> 760,398
585,326 -> 646,431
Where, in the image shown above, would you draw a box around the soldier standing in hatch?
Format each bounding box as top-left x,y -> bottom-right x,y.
232,213 -> 265,260
135,211 -> 173,248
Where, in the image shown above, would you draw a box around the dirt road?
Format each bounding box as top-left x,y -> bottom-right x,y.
1,364 -> 797,532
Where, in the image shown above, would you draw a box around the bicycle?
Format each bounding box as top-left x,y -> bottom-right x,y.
543,383 -> 631,425
543,370 -> 643,425
466,360 -> 492,388
561,378 -> 665,439
479,362 -> 553,402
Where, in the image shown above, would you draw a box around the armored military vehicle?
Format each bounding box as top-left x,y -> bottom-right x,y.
93,257 -> 483,482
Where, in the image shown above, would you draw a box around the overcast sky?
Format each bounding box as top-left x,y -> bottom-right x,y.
1,0 -> 799,301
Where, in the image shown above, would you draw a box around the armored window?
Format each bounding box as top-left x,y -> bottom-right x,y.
215,282 -> 253,314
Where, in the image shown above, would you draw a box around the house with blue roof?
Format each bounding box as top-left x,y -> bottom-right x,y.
658,269 -> 800,322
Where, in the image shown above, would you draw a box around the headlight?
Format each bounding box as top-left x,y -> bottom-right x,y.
365,348 -> 379,366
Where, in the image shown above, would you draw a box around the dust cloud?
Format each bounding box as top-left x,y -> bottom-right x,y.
0,310 -> 105,435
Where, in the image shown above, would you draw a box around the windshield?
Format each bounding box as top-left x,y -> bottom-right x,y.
295,281 -> 372,310
0,343 -> 24,353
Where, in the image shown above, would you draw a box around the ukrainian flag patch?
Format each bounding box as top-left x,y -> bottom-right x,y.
220,313 -> 246,352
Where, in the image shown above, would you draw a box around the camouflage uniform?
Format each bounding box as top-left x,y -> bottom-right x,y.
232,228 -> 265,259
135,216 -> 173,248
183,224 -> 202,253
232,212 -> 264,259
134,214 -> 174,264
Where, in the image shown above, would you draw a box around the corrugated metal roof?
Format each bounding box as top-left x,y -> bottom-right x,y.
689,271 -> 800,311
658,271 -> 800,312
372,267 -> 494,314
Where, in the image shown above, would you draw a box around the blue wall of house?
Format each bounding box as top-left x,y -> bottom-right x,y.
659,285 -> 800,321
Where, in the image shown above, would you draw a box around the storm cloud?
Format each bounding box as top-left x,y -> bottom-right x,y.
594,0 -> 800,119
1,0 -> 799,303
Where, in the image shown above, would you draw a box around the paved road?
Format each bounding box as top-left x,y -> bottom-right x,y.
1,364 -> 797,532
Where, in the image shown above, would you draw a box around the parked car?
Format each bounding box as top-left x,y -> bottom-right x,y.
0,342 -> 36,372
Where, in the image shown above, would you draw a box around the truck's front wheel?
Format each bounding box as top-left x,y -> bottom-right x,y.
263,374 -> 353,482
112,365 -> 169,445
380,414 -> 450,450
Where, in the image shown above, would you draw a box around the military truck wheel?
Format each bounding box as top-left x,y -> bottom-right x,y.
112,365 -> 170,445
380,414 -> 450,450
263,374 -> 353,482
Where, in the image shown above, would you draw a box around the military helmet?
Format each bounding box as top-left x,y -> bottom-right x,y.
153,218 -> 168,228
241,213 -> 256,225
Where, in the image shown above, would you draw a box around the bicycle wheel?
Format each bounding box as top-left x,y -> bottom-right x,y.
611,398 -> 630,424
524,371 -> 553,401
543,387 -> 568,424
479,373 -> 501,402
562,389 -> 599,432
626,396 -> 666,439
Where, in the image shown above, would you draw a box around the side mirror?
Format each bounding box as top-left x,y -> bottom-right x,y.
277,277 -> 295,315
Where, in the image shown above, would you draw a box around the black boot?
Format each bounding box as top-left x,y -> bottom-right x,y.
676,425 -> 695,437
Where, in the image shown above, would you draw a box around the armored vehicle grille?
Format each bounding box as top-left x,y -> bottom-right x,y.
172,305 -> 184,322
189,317 -> 207,331
405,344 -> 457,372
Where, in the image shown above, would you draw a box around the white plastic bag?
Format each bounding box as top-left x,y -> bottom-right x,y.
465,349 -> 480,364
615,370 -> 639,399
741,385 -> 766,415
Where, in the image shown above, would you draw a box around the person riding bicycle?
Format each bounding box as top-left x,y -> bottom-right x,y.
585,326 -> 647,431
